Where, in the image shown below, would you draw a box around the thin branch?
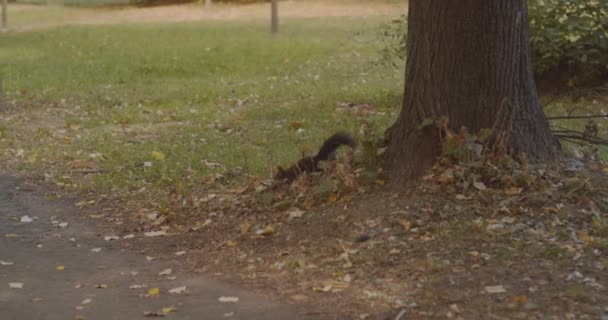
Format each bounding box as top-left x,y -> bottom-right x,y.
547,114 -> 608,120
553,132 -> 608,146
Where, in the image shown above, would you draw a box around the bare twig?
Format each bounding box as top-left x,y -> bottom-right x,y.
548,114 -> 608,120
552,131 -> 608,146
394,309 -> 406,320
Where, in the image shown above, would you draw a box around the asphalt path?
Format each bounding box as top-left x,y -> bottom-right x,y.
0,176 -> 321,320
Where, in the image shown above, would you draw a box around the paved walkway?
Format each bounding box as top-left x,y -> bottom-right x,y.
0,176 -> 318,320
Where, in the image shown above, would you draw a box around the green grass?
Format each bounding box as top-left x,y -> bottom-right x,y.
0,16 -> 404,196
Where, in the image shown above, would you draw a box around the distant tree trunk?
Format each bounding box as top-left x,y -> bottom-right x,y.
385,0 -> 557,184
1,0 -> 7,31
0,79 -> 5,109
271,0 -> 278,35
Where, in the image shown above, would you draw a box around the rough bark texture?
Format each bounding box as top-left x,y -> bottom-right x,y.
386,0 -> 557,184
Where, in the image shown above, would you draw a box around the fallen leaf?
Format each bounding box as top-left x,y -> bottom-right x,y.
398,219 -> 412,231
56,265 -> 65,271
240,222 -> 251,234
57,222 -> 68,228
577,230 -> 594,244
485,285 -> 506,294
158,268 -> 172,276
129,284 -> 145,289
327,194 -> 337,203
287,208 -> 305,220
123,234 -> 135,239
312,285 -> 333,293
218,296 -> 239,303
473,181 -> 487,191
144,230 -> 167,237
151,151 -> 166,161
148,287 -> 160,296
81,298 -> 92,304
9,282 -> 24,289
505,186 -> 523,195
161,306 -> 176,314
20,215 -> 33,223
289,294 -> 308,302
143,311 -> 165,317
168,286 -> 187,294
174,251 -> 186,256
104,235 -> 119,241
512,295 -> 528,303
91,248 -> 101,253
256,225 -> 274,236
0,260 -> 14,266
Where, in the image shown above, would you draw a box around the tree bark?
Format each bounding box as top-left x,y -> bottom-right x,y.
385,0 -> 557,184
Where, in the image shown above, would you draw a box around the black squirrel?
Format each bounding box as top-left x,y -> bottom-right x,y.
274,132 -> 356,183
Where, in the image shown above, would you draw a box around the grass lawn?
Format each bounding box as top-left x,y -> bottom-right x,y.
1,10 -> 403,203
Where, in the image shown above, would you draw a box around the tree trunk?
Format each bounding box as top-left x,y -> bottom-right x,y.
385,0 -> 557,184
271,0 -> 279,35
1,0 -> 7,31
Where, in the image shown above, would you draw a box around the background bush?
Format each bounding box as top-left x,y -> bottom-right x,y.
380,0 -> 608,89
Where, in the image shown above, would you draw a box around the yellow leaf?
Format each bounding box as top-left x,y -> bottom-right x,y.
69,123 -> 81,131
375,179 -> 385,186
327,194 -> 337,203
150,151 -> 166,161
162,306 -> 176,314
88,214 -> 105,219
56,265 -> 65,271
5,234 -> 19,238
226,240 -> 238,247
262,225 -> 274,235
512,295 -> 528,303
148,287 -> 160,296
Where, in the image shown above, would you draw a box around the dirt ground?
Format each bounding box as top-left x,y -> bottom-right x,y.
47,155 -> 607,319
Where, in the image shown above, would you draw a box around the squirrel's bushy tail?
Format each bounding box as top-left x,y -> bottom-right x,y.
314,132 -> 356,161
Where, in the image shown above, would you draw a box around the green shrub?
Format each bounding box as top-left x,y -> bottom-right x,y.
380,0 -> 608,88
529,0 -> 608,87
